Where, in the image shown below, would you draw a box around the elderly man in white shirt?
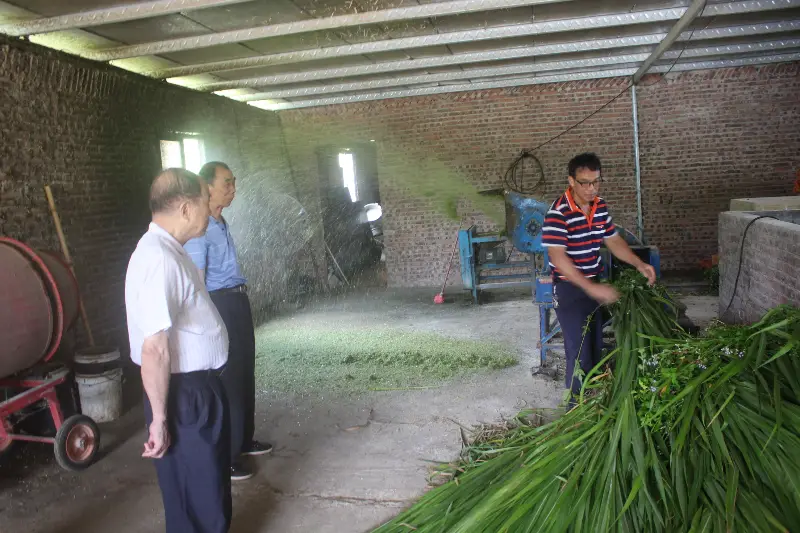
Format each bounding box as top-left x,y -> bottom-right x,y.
125,168 -> 231,533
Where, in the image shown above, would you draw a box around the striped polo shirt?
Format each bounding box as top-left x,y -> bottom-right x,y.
541,189 -> 617,280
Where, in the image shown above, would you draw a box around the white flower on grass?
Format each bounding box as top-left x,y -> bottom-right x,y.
650,386 -> 658,393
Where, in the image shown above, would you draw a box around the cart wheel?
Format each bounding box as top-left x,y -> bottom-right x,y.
54,415 -> 100,471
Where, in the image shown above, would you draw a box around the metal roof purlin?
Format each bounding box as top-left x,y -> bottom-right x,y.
234,39 -> 800,101
0,0 -> 252,37
255,51 -> 800,110
633,0 -> 707,83
150,19 -> 800,79
82,0 -> 577,61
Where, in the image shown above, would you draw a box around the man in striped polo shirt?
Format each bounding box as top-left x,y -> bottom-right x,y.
542,153 -> 656,406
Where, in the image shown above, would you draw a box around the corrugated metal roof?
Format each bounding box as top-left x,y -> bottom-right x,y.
0,0 -> 798,109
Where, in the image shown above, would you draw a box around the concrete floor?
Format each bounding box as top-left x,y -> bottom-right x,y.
0,288 -> 718,533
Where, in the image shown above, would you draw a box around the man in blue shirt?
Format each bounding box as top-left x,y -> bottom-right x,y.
185,161 -> 272,481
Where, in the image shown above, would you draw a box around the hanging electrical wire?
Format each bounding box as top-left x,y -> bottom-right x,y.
503,150 -> 546,195
501,17 -> 714,197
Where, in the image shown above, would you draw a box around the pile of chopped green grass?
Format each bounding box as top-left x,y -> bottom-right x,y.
254,325 -> 518,394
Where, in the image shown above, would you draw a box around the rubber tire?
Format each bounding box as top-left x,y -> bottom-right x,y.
54,414 -> 100,471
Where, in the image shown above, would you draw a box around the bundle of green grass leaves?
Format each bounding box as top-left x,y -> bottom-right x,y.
373,271 -> 800,532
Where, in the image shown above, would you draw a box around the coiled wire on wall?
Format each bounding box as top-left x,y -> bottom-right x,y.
503,150 -> 547,196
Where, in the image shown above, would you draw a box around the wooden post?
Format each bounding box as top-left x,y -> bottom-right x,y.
44,185 -> 95,346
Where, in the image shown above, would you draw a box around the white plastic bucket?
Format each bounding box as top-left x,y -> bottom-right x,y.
75,368 -> 123,423
74,347 -> 123,423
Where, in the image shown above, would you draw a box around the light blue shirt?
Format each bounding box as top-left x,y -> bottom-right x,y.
184,216 -> 247,292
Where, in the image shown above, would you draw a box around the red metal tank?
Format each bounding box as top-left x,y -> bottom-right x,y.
0,238 -> 80,378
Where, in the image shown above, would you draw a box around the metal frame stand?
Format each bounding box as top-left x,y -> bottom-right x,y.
0,365 -> 100,471
458,226 -> 534,304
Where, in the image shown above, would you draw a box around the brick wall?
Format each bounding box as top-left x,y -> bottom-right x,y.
280,77 -> 638,288
638,63 -> 800,271
280,62 -> 800,286
0,37 -> 296,352
718,210 -> 800,324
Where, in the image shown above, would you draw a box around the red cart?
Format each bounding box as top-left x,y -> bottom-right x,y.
0,365 -> 100,471
1,237 -> 101,471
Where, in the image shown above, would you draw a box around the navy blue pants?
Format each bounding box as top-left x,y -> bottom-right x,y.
210,291 -> 256,462
145,370 -> 232,533
553,280 -> 605,403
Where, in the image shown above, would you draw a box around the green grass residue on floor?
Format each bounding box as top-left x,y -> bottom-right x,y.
255,326 -> 518,394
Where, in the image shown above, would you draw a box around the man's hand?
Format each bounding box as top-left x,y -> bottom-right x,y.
604,235 -> 658,286
587,283 -> 620,305
143,418 -> 170,459
637,263 -> 657,286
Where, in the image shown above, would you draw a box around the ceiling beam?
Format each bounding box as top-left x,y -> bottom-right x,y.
90,0 -> 800,62
196,17 -> 800,92
252,68 -> 640,110
235,38 -> 800,101
0,0 -> 251,37
152,18 -> 800,79
633,0 -> 707,83
82,0 -> 576,61
240,53 -> 653,100
255,52 -> 800,110
199,37 -> 663,91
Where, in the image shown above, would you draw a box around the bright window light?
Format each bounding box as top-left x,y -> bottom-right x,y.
339,152 -> 357,202
364,203 -> 383,222
159,137 -> 205,172
183,138 -> 206,174
160,140 -> 182,169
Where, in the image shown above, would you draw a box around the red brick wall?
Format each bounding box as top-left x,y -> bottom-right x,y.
280,77 -> 638,287
0,37 -> 294,351
638,63 -> 800,269
280,62 -> 800,286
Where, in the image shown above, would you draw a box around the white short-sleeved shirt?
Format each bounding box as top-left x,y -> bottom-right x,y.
125,222 -> 228,373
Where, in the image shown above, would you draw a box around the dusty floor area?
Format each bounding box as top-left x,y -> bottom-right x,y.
0,288 -> 717,533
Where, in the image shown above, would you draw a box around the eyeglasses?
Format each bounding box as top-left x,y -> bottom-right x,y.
574,177 -> 603,189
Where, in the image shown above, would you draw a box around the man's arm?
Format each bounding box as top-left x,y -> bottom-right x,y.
548,247 -> 619,304
141,331 -> 171,459
135,258 -> 178,459
541,205 -> 619,304
604,234 -> 656,285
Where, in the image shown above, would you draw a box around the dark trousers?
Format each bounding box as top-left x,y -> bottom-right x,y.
210,291 -> 256,462
553,280 -> 604,403
144,371 -> 231,533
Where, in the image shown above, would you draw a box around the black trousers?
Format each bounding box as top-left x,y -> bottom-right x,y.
144,371 -> 231,533
210,291 -> 256,462
553,280 -> 604,402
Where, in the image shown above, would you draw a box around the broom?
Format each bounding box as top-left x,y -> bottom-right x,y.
434,226 -> 461,304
